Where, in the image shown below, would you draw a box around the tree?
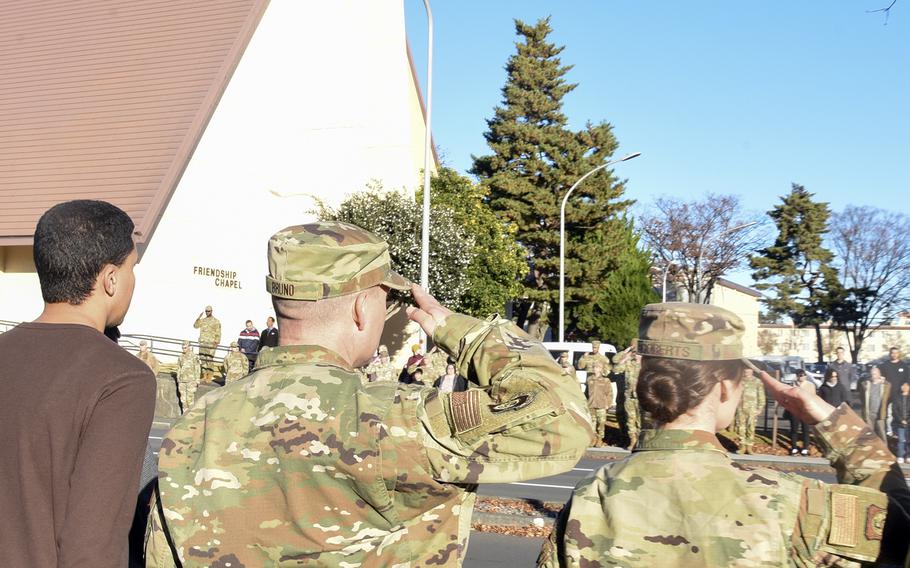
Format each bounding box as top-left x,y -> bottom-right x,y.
757,329 -> 779,355
640,194 -> 765,303
569,218 -> 657,346
471,17 -> 647,341
418,168 -> 527,318
828,206 -> 910,362
313,183 -> 475,311
750,184 -> 841,363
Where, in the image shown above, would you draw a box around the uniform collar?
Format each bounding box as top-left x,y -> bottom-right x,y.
635,429 -> 726,453
255,345 -> 354,372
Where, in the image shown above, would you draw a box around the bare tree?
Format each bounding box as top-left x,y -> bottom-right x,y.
640,194 -> 766,303
829,206 -> 910,362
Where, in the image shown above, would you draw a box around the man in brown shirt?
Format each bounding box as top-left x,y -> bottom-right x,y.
0,200 -> 156,567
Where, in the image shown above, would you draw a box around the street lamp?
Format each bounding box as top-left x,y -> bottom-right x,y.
693,221 -> 758,303
418,0 -> 433,294
558,152 -> 641,342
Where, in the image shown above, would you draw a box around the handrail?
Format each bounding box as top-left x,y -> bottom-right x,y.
0,319 -> 246,362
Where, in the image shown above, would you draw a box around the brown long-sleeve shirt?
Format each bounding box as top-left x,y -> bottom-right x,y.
0,322 -> 156,567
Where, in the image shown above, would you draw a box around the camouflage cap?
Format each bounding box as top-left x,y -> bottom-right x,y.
637,302 -> 744,361
205,305 -> 213,311
266,222 -> 411,301
230,341 -> 239,348
378,344 -> 389,355
139,339 -> 148,347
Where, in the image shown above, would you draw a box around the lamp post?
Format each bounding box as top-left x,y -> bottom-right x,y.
693,221 -> 758,303
558,152 -> 641,342
418,0 -> 433,294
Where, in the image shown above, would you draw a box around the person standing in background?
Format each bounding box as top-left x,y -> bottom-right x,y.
223,341 -> 249,384
818,368 -> 850,409
789,369 -> 815,456
585,361 -> 613,447
0,200 -> 155,567
137,339 -> 160,376
433,363 -> 468,393
829,346 -> 856,392
193,305 -> 221,382
259,316 -> 279,350
859,366 -> 891,440
176,341 -> 201,413
734,367 -> 766,454
880,347 -> 909,388
893,382 -> 910,464
237,319 -> 259,372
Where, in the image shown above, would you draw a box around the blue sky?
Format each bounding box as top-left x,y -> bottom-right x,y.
404,1 -> 909,244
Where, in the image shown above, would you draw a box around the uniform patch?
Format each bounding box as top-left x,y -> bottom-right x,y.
864,504 -> 885,541
489,393 -> 534,413
450,390 -> 482,433
829,492 -> 858,547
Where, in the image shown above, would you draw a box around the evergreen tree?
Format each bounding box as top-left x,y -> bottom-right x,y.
471,17 -> 643,341
750,184 -> 841,363
418,168 -> 527,318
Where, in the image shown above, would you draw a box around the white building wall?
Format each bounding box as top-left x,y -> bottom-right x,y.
0,0 -> 430,364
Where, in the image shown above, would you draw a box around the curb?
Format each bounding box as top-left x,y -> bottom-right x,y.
472,510 -> 554,529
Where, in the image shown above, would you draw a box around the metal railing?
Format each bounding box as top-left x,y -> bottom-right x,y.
0,319 -> 241,363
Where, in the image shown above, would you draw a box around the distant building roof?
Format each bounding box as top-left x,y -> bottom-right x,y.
716,277 -> 763,298
0,0 -> 268,246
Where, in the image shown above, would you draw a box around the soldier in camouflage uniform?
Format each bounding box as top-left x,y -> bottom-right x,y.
541,302 -> 910,567
193,305 -> 221,383
576,339 -> 611,375
613,346 -> 643,449
557,351 -> 574,376
364,344 -> 397,382
146,221 -> 593,567
175,341 -> 200,413
585,362 -> 612,446
137,339 -> 160,376
735,367 -> 766,454
422,345 -> 450,383
222,341 -> 248,385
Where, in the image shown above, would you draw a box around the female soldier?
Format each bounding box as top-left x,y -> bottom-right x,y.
540,302 -> 909,567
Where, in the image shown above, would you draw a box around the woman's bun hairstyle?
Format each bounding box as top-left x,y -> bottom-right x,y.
637,357 -> 744,424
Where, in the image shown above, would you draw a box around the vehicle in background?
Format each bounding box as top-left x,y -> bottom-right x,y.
543,341 -> 617,386
753,356 -> 821,388
804,362 -> 827,386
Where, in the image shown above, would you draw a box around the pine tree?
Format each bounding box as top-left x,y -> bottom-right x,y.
471,17 -> 643,341
750,184 -> 841,363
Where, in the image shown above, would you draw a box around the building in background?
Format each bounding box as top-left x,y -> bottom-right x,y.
0,0 -> 434,364
757,318 -> 910,363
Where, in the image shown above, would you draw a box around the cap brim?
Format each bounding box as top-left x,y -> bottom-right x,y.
382,269 -> 412,292
743,358 -> 771,373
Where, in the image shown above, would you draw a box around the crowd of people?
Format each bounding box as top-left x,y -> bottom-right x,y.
1,200 -> 909,568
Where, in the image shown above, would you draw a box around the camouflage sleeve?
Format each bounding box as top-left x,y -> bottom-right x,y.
416,313 -> 594,484
756,381 -> 766,417
193,317 -> 201,329
214,322 -> 221,344
813,403 -> 895,487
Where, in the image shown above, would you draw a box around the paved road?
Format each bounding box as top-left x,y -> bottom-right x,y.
464,532 -> 543,567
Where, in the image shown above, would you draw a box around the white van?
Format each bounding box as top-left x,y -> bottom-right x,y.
543,341 -> 618,406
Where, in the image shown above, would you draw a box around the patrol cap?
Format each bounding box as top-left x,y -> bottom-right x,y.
266,222 -> 411,301
378,344 -> 389,355
230,341 -> 238,347
205,305 -> 213,311
637,302 -> 744,361
139,340 -> 148,347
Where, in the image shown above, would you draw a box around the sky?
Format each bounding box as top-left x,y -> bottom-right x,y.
403,2 -> 909,283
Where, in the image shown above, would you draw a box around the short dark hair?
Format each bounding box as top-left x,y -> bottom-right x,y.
33,200 -> 135,305
637,357 -> 744,424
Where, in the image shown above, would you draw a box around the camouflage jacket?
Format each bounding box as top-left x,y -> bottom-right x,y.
222,351 -> 248,384
147,313 -> 593,567
613,358 -> 641,399
739,374 -> 766,416
176,352 -> 200,384
139,351 -> 160,376
576,352 -> 611,374
539,404 -> 896,568
193,316 -> 222,345
365,359 -> 397,383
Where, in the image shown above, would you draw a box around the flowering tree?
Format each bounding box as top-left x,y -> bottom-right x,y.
314,183 -> 475,311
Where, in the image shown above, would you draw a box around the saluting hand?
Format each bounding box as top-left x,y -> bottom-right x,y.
406,284 -> 453,338
748,362 -> 836,425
